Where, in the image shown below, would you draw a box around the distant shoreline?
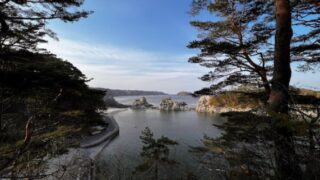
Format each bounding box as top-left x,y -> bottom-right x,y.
94,88 -> 168,97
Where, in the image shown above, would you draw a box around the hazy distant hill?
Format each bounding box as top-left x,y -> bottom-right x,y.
177,91 -> 193,96
97,88 -> 167,97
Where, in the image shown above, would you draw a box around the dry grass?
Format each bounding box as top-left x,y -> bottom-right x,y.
206,88 -> 320,110
208,92 -> 261,109
295,88 -> 320,98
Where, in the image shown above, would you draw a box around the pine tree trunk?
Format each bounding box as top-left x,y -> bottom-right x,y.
154,163 -> 158,180
268,0 -> 292,112
0,12 -> 9,38
268,0 -> 302,179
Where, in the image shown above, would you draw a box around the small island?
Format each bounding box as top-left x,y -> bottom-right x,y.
177,91 -> 193,96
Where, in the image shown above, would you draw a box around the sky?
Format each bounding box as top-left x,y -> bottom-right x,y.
44,0 -> 319,94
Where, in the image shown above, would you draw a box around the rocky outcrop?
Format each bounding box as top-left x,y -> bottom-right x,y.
45,148 -> 93,180
104,95 -> 128,108
131,97 -> 153,109
160,98 -> 188,111
196,96 -> 213,113
196,95 -> 252,113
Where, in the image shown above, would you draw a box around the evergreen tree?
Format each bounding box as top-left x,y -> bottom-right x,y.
267,1 -> 303,179
0,0 -> 105,177
0,51 -> 106,176
188,0 -> 273,94
189,0 -> 319,94
135,127 -> 178,180
0,0 -> 92,52
291,0 -> 320,71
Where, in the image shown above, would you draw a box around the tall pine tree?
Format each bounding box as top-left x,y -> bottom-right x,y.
189,0 -> 319,95
188,0 -> 273,94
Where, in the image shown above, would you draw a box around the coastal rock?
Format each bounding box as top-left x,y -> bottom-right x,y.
45,148 -> 93,180
104,95 -> 128,108
196,96 -> 214,113
196,95 -> 252,113
131,97 -> 153,109
160,98 -> 188,111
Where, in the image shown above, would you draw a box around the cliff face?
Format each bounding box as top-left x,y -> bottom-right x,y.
196,96 -> 214,113
196,95 -> 254,113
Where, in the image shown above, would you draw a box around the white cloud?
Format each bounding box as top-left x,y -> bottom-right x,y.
42,38 -> 320,94
42,38 -> 209,94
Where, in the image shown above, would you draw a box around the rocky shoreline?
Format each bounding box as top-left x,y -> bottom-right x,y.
126,95 -> 253,113
80,113 -> 119,149
45,109 -> 124,180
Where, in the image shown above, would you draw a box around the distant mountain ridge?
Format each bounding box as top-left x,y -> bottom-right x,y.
97,88 -> 167,97
177,91 -> 193,96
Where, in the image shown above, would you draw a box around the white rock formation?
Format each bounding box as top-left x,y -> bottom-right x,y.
160,98 -> 188,111
196,96 -> 215,113
196,95 -> 252,113
131,97 -> 153,109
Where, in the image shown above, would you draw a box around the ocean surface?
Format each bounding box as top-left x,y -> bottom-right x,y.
97,95 -> 223,179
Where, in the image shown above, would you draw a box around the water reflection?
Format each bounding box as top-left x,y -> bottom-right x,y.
96,109 -> 223,179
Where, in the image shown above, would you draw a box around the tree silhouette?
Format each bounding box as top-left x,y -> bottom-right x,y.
268,1 -> 302,179
189,0 -> 273,94
291,0 -> 320,71
0,0 -> 92,52
189,0 -> 319,94
135,127 -> 178,180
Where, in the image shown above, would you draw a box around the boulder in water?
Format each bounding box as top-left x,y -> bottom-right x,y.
160,98 -> 188,111
132,97 -> 153,109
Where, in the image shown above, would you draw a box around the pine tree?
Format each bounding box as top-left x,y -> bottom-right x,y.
135,127 -> 178,180
188,0 -> 273,94
0,0 -> 92,52
291,0 -> 320,71
189,0 -> 319,94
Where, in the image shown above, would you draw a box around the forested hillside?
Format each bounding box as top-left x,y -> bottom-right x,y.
102,88 -> 166,97
0,50 -> 106,176
0,0 -> 107,177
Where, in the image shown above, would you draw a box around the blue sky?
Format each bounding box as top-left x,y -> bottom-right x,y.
44,0 -> 319,94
